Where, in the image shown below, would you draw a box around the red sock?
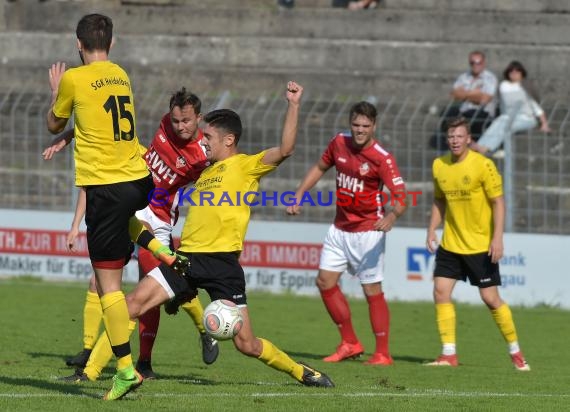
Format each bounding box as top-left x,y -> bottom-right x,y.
137,247 -> 161,361
367,292 -> 390,355
320,285 -> 359,344
138,247 -> 160,275
138,305 -> 160,361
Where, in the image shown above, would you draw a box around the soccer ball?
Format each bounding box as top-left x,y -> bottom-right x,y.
203,299 -> 243,341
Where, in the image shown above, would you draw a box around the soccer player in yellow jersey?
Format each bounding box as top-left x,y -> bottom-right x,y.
426,117 -> 530,371
173,81 -> 332,387
45,14 -> 187,400
56,81 -> 334,388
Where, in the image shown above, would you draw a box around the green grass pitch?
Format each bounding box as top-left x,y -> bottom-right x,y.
0,277 -> 568,411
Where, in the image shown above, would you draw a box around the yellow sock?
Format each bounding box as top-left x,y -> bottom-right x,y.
128,217 -> 174,263
435,303 -> 456,345
491,303 -> 518,344
181,297 -> 206,334
100,291 -> 133,371
84,330 -> 113,381
83,291 -> 102,349
128,216 -> 146,242
258,338 -> 303,381
84,320 -> 136,381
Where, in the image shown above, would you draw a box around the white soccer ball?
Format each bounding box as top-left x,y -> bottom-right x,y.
203,299 -> 243,341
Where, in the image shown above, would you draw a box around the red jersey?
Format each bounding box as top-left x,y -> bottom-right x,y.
144,113 -> 209,225
321,133 -> 406,232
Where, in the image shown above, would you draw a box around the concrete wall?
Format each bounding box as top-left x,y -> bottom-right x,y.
1,1 -> 569,96
4,3 -> 570,45
1,31 -> 568,96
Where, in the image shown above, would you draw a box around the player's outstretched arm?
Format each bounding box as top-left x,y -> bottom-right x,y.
262,81 -> 303,167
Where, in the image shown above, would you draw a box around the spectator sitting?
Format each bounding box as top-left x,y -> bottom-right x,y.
277,0 -> 295,9
333,0 -> 379,9
471,60 -> 551,156
430,50 -> 498,151
280,0 -> 379,10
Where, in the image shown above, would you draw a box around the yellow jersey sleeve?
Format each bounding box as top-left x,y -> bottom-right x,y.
481,157 -> 503,199
53,71 -> 74,119
243,150 -> 277,179
432,158 -> 444,199
179,151 -> 276,253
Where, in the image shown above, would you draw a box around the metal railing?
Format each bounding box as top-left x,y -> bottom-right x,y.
1,88 -> 568,234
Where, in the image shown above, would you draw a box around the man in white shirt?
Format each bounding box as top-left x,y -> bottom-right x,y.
431,50 -> 498,151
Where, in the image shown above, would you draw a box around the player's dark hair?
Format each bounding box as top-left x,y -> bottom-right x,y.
169,88 -> 202,115
446,117 -> 471,134
349,101 -> 377,124
203,109 -> 242,145
76,14 -> 113,53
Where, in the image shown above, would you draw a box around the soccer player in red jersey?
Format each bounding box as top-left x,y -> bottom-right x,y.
287,101 -> 408,366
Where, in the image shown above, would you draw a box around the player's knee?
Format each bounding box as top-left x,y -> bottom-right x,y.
88,274 -> 98,292
482,295 -> 503,310
315,276 -> 326,290
126,293 -> 142,318
433,287 -> 450,303
362,282 -> 382,296
316,274 -> 336,291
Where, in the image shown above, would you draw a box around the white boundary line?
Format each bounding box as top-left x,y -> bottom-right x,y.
0,391 -> 569,399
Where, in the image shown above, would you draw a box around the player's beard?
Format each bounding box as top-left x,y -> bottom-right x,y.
78,50 -> 85,65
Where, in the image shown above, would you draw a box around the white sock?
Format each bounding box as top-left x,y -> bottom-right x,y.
442,343 -> 456,356
508,341 -> 520,355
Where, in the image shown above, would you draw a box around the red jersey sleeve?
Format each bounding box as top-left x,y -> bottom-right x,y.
378,153 -> 406,194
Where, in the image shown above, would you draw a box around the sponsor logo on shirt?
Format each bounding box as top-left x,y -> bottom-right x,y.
146,149 -> 178,185
337,172 -> 364,193
176,156 -> 186,169
392,177 -> 404,186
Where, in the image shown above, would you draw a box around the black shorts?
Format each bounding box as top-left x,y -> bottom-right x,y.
178,251 -> 247,306
152,262 -> 196,300
434,246 -> 501,288
85,174 -> 153,266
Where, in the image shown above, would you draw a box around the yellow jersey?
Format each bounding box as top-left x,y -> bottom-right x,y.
179,151 -> 276,253
432,150 -> 503,254
53,60 -> 148,186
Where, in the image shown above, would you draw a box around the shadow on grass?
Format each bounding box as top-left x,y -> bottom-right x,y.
281,350 -> 323,361
156,374 -> 220,385
0,376 -> 98,398
285,350 -> 432,365
27,352 -> 69,363
393,354 -> 433,364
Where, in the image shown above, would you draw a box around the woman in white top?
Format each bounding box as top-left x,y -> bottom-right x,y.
472,60 -> 551,155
